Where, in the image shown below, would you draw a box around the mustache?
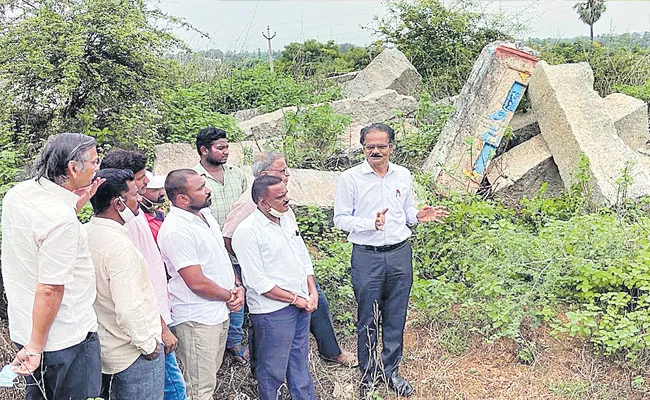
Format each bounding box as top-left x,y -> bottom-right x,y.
370,153 -> 383,158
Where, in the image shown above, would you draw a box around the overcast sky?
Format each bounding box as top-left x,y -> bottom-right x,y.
154,0 -> 650,52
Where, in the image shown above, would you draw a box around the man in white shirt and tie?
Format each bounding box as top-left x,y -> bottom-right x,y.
232,175 -> 318,400
334,123 -> 448,398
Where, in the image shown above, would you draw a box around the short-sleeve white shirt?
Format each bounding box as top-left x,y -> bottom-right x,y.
158,206 -> 235,326
1,178 -> 98,351
232,209 -> 314,314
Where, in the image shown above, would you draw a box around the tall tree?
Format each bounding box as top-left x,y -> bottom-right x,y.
573,0 -> 607,42
0,0 -> 190,153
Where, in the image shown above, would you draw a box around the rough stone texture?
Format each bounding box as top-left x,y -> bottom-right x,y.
527,61 -> 650,205
238,106 -> 297,141
238,166 -> 341,208
603,93 -> 649,150
422,41 -> 539,193
233,108 -> 261,123
343,48 -> 422,99
152,143 -> 197,175
486,135 -> 564,202
495,111 -> 541,157
238,90 -> 418,147
327,71 -> 359,84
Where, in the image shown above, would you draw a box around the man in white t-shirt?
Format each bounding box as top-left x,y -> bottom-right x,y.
158,169 -> 245,400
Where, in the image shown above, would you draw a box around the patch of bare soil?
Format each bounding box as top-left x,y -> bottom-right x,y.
1,314 -> 649,400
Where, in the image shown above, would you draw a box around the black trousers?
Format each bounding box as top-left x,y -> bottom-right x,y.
351,241 -> 413,383
16,332 -> 102,400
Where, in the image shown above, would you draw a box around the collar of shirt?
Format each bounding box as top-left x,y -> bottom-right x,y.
36,177 -> 80,210
167,205 -> 212,224
89,215 -> 129,233
193,162 -> 234,184
360,160 -> 397,177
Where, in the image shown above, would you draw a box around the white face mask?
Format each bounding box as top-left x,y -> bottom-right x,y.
117,196 -> 136,224
268,206 -> 285,218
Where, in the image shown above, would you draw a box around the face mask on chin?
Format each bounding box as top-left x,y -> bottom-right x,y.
117,196 -> 136,224
268,206 -> 285,218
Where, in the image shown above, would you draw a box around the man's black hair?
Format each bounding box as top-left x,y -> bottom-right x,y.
165,169 -> 199,204
359,123 -> 395,145
251,175 -> 283,204
100,149 -> 147,174
195,127 -> 228,156
90,168 -> 135,214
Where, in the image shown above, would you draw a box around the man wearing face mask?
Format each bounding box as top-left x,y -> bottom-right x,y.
158,169 -> 244,400
141,171 -> 168,243
101,151 -> 186,400
86,168 -> 164,398
231,175 -> 319,400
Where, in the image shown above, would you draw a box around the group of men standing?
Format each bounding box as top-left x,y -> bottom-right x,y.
1,123 -> 447,400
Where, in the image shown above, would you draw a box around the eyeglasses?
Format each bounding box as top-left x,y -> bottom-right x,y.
363,144 -> 391,151
84,158 -> 102,166
265,167 -> 290,175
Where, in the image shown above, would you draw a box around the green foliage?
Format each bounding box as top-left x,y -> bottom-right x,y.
616,79 -> 650,102
0,0 -> 185,155
277,39 -> 381,78
159,85 -> 241,143
391,94 -> 455,169
531,40 -> 650,97
573,0 -> 607,41
372,0 -> 513,98
173,63 -> 342,115
282,104 -> 351,170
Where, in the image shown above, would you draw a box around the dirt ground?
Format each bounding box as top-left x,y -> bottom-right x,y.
1,314 -> 648,400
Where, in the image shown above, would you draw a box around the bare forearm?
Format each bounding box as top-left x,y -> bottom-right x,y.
188,279 -> 231,301
29,284 -> 65,351
224,237 -> 235,256
307,275 -> 317,295
263,285 -> 297,303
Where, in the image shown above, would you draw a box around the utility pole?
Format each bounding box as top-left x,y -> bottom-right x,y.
262,26 -> 276,73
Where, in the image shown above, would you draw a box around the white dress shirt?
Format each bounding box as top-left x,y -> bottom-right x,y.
1,178 -> 98,351
158,206 -> 235,327
334,160 -> 419,246
231,208 -> 314,314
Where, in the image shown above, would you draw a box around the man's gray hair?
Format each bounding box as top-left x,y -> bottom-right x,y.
251,151 -> 284,178
33,133 -> 97,185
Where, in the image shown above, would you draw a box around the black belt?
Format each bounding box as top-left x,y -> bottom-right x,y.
357,239 -> 408,253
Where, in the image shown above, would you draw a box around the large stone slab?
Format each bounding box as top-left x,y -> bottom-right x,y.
422,42 -> 539,192
527,61 -> 650,205
343,48 -> 421,99
486,135 -> 563,203
152,144 -> 340,208
239,89 -> 418,144
603,93 -> 649,150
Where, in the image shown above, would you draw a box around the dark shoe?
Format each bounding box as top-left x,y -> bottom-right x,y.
387,372 -> 415,397
227,344 -> 250,364
322,351 -> 358,368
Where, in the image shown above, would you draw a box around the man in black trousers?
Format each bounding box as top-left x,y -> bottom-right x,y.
334,123 -> 448,398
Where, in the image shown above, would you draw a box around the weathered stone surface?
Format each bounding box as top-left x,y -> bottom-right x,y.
233,108 -> 261,123
486,135 -> 563,202
327,71 -> 359,84
152,143 -> 197,175
527,61 -> 650,205
239,90 -> 418,147
239,166 -> 341,208
495,111 -> 541,157
603,93 -> 649,150
343,48 -> 422,99
238,106 -> 297,141
423,42 -> 539,193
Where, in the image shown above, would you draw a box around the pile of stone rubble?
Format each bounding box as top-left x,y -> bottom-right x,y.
154,43 -> 650,208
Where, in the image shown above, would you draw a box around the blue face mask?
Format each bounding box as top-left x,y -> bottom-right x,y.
0,364 -> 17,387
